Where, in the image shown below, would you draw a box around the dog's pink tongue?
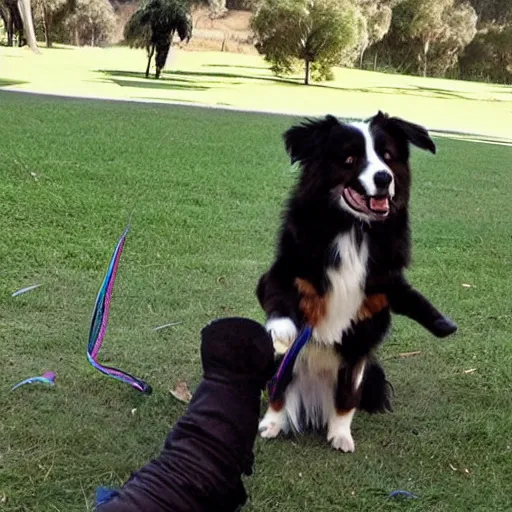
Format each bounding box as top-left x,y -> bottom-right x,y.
369,197 -> 389,212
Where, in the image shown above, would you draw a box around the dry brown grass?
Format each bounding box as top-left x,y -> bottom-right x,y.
113,5 -> 256,54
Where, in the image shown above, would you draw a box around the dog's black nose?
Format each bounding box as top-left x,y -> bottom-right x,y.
374,171 -> 392,188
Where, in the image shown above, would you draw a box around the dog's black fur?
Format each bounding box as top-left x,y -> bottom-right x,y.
96,317 -> 274,512
256,113 -> 457,447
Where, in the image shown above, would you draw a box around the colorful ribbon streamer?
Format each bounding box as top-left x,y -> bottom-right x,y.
87,226 -> 152,394
267,325 -> 312,401
11,371 -> 56,391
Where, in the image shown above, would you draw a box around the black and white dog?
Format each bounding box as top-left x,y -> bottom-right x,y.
256,112 -> 457,452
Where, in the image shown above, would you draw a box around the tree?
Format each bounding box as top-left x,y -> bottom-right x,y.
124,0 -> 192,79
459,24 -> 512,83
33,0 -> 76,47
469,0 -> 512,24
63,0 -> 115,46
356,0 -> 395,68
208,0 -> 227,18
373,0 -> 477,77
0,0 -> 39,51
251,0 -> 360,85
407,0 -> 477,77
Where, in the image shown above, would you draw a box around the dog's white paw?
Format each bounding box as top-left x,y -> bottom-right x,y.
328,431 -> 355,452
259,408 -> 288,439
266,317 -> 298,355
328,412 -> 356,452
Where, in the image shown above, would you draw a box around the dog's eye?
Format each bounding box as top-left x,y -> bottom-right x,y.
383,151 -> 392,161
345,156 -> 355,165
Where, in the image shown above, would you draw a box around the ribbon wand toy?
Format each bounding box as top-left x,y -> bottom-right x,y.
10,371 -> 56,391
267,325 -> 312,402
87,225 -> 152,394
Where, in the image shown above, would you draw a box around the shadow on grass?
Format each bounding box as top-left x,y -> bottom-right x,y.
111,78 -> 210,91
204,64 -> 269,71
98,70 -> 211,91
101,69 -> 247,86
168,69 -> 301,86
98,67 -> 507,102
135,96 -> 207,104
0,78 -> 27,87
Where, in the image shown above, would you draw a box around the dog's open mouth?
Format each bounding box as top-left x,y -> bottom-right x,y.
342,187 -> 390,219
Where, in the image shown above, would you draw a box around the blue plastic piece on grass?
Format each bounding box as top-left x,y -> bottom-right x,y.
388,490 -> 418,499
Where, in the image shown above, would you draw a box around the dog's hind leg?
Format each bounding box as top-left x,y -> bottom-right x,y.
328,358 -> 366,452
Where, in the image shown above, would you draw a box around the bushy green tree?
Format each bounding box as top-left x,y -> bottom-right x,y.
459,24 -> 512,83
407,0 -> 477,77
63,0 -> 115,46
371,0 -> 477,77
356,0 -> 396,68
251,0 -> 360,85
125,0 -> 192,79
469,0 -> 512,24
33,0 -> 76,47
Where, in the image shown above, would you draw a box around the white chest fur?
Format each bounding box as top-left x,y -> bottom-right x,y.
313,229 -> 368,344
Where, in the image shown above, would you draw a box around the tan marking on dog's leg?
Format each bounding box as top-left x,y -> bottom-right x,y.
259,402 -> 289,439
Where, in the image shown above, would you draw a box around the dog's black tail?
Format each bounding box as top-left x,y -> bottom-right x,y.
359,360 -> 393,414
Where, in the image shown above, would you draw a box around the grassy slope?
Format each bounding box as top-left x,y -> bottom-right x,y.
1,45 -> 512,139
1,92 -> 511,511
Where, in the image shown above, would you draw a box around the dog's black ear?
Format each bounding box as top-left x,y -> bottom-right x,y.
371,112 -> 436,154
283,115 -> 340,164
390,117 -> 436,154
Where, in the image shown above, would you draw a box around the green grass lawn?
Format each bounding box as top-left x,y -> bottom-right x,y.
1,45 -> 512,140
1,91 -> 512,512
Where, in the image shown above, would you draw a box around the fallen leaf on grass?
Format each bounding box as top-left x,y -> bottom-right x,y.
464,368 -> 477,374
170,381 -> 192,403
131,408 -> 137,415
462,283 -> 472,288
398,351 -> 422,358
449,463 -> 458,471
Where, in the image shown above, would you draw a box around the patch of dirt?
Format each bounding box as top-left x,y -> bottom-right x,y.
113,6 -> 256,54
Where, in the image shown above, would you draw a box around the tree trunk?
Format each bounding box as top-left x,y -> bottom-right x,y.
304,58 -> 310,86
422,39 -> 429,77
74,26 -> 79,46
91,24 -> 95,47
145,44 -> 155,78
43,9 -> 52,48
17,0 -> 40,53
7,18 -> 14,46
373,50 -> 378,71
359,42 -> 368,69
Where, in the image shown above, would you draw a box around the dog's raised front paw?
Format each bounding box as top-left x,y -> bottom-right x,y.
266,317 -> 298,355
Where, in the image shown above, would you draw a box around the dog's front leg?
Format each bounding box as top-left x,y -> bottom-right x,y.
256,270 -> 301,355
259,399 -> 289,439
328,358 -> 366,452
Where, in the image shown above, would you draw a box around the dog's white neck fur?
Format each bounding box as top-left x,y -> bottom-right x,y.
313,229 -> 368,344
352,121 -> 395,198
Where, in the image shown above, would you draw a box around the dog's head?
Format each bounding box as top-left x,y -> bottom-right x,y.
284,112 -> 436,222
200,317 -> 275,389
